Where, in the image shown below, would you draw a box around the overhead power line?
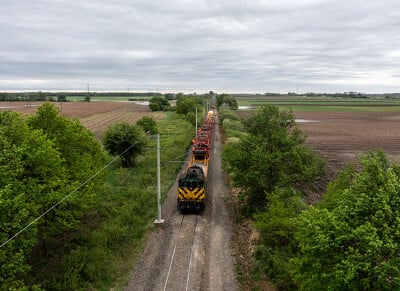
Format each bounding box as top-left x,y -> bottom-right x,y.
0,144 -> 135,249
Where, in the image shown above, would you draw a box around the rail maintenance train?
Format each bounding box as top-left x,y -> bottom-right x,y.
177,110 -> 215,213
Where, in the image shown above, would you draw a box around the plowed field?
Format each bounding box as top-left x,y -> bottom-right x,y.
294,111 -> 400,182
0,101 -> 164,139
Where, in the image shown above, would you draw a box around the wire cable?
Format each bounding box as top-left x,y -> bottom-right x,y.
1,140 -> 192,249
0,144 -> 135,249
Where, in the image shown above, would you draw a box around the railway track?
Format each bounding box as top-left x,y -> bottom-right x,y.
124,110 -> 237,291
154,213 -> 206,291
162,215 -> 198,291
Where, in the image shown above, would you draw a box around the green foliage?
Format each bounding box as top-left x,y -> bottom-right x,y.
29,103 -> 106,181
57,95 -> 67,102
163,93 -> 176,100
103,123 -> 147,168
0,110 -> 69,289
175,95 -> 202,115
216,94 -> 238,110
218,108 -> 239,122
255,188 -> 305,248
28,103 -> 106,239
253,188 -> 305,288
292,151 -> 400,290
318,164 -> 357,210
254,244 -> 296,290
0,104 -> 108,288
222,119 -> 247,139
136,116 -> 158,134
223,105 -> 325,209
149,96 -> 170,111
34,113 -> 194,289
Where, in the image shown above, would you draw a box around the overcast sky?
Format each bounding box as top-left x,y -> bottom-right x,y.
1,0 -> 400,93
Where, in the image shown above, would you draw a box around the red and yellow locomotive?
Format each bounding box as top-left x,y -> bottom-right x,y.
177,110 -> 215,213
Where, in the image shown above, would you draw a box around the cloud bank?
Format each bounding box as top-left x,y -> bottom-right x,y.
1,0 -> 400,93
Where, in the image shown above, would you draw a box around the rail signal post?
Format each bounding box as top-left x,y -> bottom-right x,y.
154,134 -> 165,226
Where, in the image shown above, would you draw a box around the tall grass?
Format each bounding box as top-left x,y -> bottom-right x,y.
29,113 -> 194,290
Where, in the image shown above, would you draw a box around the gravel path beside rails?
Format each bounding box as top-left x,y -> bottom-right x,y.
124,114 -> 238,291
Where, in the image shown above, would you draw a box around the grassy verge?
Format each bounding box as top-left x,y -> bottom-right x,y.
30,112 -> 194,290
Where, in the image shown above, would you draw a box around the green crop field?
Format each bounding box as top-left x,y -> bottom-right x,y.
237,96 -> 400,112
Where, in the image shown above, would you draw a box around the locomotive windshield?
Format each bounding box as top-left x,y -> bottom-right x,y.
193,153 -> 206,160
179,179 -> 204,188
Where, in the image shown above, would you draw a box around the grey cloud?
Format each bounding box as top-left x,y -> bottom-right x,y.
1,0 -> 400,92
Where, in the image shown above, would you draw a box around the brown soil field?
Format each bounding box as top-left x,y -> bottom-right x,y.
294,111 -> 400,185
0,101 -> 164,139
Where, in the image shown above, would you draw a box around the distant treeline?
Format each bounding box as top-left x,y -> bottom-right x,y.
233,92 -> 400,99
0,91 -> 165,102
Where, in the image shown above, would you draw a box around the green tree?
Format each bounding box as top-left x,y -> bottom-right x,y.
29,103 -> 106,182
0,110 -> 67,289
103,123 -> 147,167
292,151 -> 400,290
164,93 -> 176,100
223,105 -> 325,209
254,188 -> 305,288
216,94 -> 238,110
176,92 -> 184,100
28,103 -> 106,241
149,96 -> 170,111
57,95 -> 67,102
136,116 -> 158,134
175,96 -> 197,115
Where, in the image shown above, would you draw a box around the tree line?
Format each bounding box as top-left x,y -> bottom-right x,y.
0,91 -> 165,102
221,103 -> 400,289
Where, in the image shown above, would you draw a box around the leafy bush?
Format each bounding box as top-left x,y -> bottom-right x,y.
136,116 -> 158,134
292,151 -> 400,290
222,119 -> 247,139
216,94 -> 238,110
1,104 -> 106,289
149,96 -> 170,111
219,108 -> 239,122
253,188 -> 305,288
103,123 -> 147,167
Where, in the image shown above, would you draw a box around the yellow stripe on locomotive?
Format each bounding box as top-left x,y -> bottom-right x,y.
178,187 -> 205,200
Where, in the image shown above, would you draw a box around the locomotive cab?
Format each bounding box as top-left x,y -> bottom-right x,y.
177,166 -> 206,213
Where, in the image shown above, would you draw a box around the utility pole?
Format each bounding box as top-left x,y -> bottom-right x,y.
154,134 -> 165,226
195,107 -> 198,138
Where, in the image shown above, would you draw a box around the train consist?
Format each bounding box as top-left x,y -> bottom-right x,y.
177,110 -> 215,213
